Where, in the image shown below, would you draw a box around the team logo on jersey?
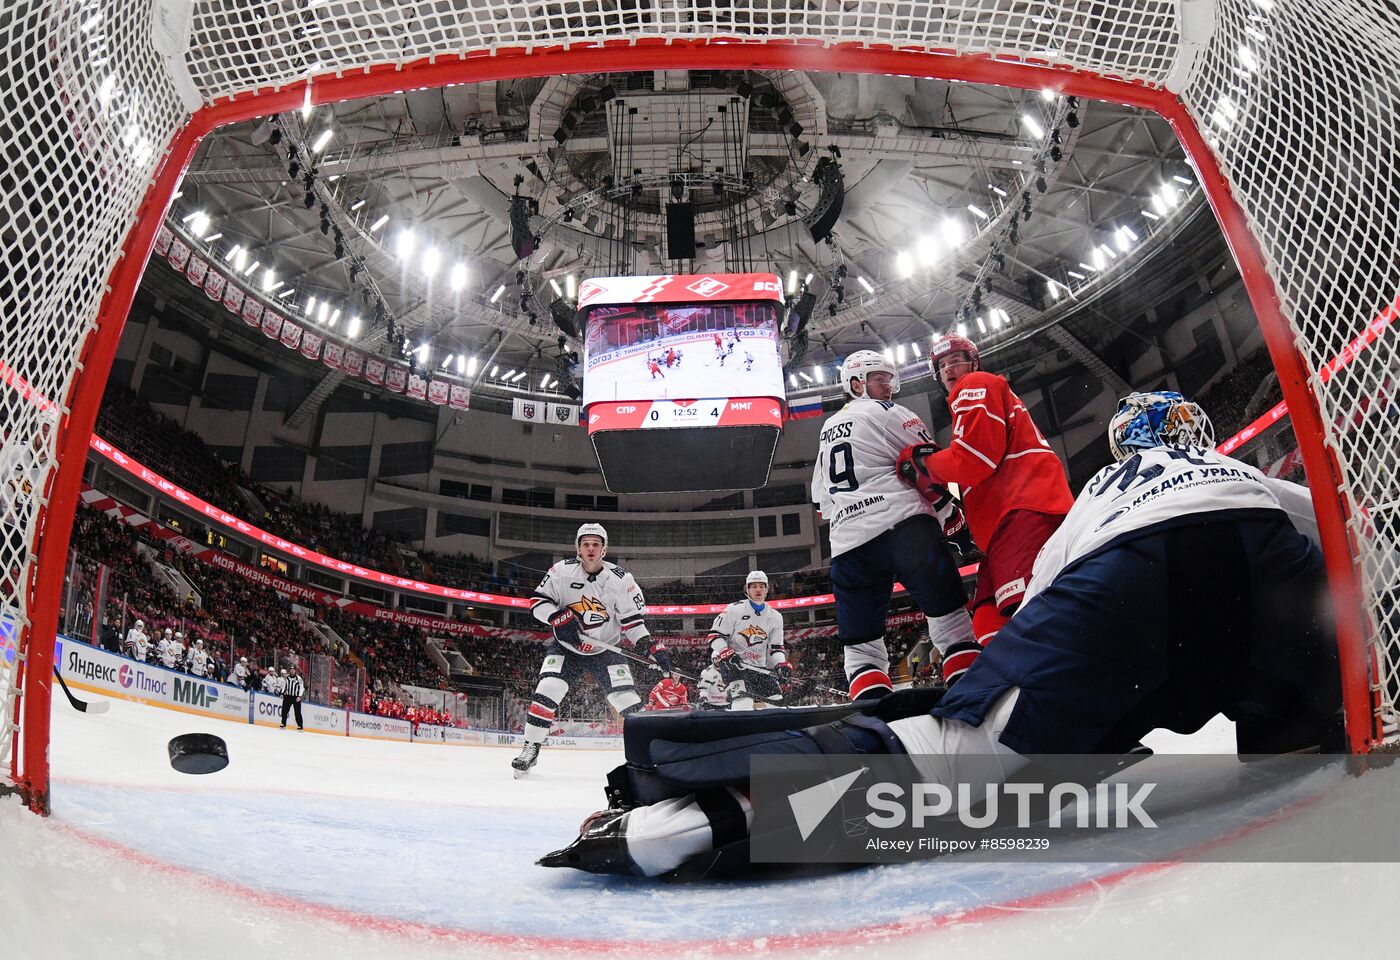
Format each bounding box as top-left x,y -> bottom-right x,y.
686,277 -> 730,298
568,595 -> 611,627
955,387 -> 987,402
738,625 -> 768,645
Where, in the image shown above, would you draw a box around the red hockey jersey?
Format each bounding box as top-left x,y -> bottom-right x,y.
646,677 -> 690,710
923,371 -> 1074,546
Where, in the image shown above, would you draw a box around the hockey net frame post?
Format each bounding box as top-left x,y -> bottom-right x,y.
5,28 -> 1383,812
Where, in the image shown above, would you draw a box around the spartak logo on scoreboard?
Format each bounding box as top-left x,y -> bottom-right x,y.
685,277 -> 730,298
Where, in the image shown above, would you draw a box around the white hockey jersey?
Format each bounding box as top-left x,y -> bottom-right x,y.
698,665 -> 729,706
708,601 -> 787,669
156,638 -> 174,668
530,558 -> 651,656
125,626 -> 149,661
811,397 -> 942,555
1024,445 -> 1318,606
188,647 -> 210,676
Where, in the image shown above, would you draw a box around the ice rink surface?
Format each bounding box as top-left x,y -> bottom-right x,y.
3,695 -> 1397,959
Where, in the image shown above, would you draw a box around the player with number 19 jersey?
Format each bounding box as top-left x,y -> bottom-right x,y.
811,398 -> 941,556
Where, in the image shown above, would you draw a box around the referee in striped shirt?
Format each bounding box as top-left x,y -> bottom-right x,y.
280,665 -> 305,730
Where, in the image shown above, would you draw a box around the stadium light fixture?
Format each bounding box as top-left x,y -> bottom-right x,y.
512,370 -> 528,382
1142,208 -> 1162,221
1091,247 -> 1106,270
565,274 -> 577,298
549,278 -> 563,297
917,233 -> 939,266
502,369 -> 514,380
1047,279 -> 1061,301
451,262 -> 467,292
490,365 -> 499,377
789,374 -> 799,388
457,355 -> 466,375
422,246 -> 441,277
956,322 -> 968,337
181,210 -> 203,223
442,353 -> 454,369
490,285 -> 505,304
911,342 -> 921,358
318,302 -> 330,324
347,315 -> 361,339
1079,261 -> 1098,273
466,356 -> 478,376
813,366 -> 825,382
261,269 -> 276,291
1099,243 -> 1117,261
370,214 -> 389,232
311,129 -> 334,152
224,244 -> 242,263
798,371 -> 813,383
1067,270 -> 1087,280
989,183 -> 1009,198
328,309 -> 340,327
305,296 -> 318,316
805,273 -> 814,286
540,373 -> 551,388
787,270 -> 798,294
301,84 -> 312,121
857,276 -> 874,294
942,217 -> 965,246
895,344 -> 906,363
883,348 -> 895,363
1021,113 -> 1045,139
895,252 -> 913,278
242,258 -> 260,276
396,230 -> 416,259
1041,87 -> 1056,102
350,198 -> 366,211
234,248 -> 248,271
416,343 -> 430,361
1173,174 -> 1194,185
203,232 -> 222,243
967,204 -> 989,221
976,315 -> 987,334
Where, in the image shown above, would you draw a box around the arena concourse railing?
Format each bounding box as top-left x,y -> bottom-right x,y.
5,0 -> 1396,815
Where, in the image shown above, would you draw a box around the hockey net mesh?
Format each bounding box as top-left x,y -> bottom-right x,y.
4,0 -> 1400,788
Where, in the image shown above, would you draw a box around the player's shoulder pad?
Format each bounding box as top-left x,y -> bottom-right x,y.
605,560 -> 631,579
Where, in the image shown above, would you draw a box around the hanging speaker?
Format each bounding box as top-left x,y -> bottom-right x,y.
803,157 -> 845,242
510,195 -> 539,260
665,202 -> 696,260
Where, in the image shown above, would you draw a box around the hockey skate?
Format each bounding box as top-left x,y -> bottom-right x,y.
537,809 -> 636,875
511,741 -> 541,778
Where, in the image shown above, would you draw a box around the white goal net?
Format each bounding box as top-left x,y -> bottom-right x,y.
4,0 -> 1398,809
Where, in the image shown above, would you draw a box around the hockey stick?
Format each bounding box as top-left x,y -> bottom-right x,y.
52,665 -> 110,715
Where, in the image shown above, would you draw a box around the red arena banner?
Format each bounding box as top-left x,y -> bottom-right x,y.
261,311 -> 283,340
279,320 -> 302,350
202,269 -> 226,301
364,356 -> 386,385
222,283 -> 244,315
241,297 -> 263,326
185,255 -> 208,286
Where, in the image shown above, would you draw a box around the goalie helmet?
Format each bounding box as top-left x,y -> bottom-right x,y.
1108,391 -> 1215,462
576,522 -> 608,548
838,350 -> 899,398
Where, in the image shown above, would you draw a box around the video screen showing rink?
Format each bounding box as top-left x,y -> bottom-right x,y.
579,273 -> 787,493
580,278 -> 785,406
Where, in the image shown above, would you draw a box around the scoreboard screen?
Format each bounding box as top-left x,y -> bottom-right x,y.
578,274 -> 787,493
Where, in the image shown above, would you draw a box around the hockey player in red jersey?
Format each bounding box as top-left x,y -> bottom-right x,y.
896,334 -> 1073,684
647,357 -> 665,379
646,675 -> 690,710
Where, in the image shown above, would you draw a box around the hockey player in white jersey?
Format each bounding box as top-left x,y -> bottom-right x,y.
708,571 -> 792,704
124,619 -> 149,662
514,523 -> 672,776
811,350 -> 973,700
187,638 -> 210,678
541,390 -> 1343,878
156,628 -> 175,669
167,631 -> 185,672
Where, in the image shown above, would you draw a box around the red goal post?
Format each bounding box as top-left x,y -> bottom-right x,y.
3,1 -> 1391,813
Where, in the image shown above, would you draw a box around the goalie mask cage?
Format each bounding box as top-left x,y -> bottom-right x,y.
2,0 -> 1396,812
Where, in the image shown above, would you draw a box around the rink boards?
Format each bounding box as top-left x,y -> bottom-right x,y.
54,637 -> 622,749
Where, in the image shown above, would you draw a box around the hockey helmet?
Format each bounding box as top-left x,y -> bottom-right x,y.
1109,391 -> 1215,462
576,522 -> 608,548
838,350 -> 899,398
929,334 -> 981,379
135,620 -> 144,627
745,570 -> 769,586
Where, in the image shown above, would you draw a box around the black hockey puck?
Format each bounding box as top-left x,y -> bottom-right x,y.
167,733 -> 229,774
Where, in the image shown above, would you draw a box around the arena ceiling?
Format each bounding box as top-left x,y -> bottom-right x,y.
157,67 -> 1211,414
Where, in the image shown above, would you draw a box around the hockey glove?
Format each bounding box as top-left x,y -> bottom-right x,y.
713,647 -> 745,684
647,640 -> 673,675
941,639 -> 982,687
896,443 -> 954,509
548,609 -> 583,647
775,661 -> 794,694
